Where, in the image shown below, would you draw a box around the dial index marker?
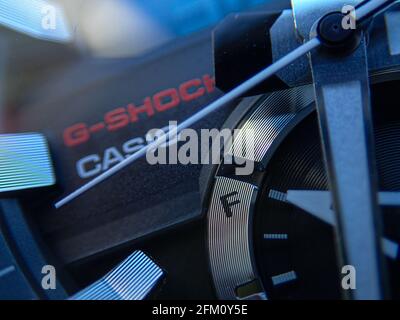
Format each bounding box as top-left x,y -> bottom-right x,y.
268,190 -> 288,202
264,234 -> 288,240
271,271 -> 297,286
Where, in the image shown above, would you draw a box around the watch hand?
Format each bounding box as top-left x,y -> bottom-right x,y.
55,0 -> 394,209
286,190 -> 400,260
356,0 -> 399,23
287,190 -> 400,223
287,190 -> 334,225
55,38 -> 321,209
293,0 -> 397,299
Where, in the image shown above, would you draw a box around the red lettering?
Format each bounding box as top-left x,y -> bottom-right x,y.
127,97 -> 154,122
179,79 -> 206,102
105,108 -> 130,132
63,75 -> 216,148
153,89 -> 180,112
203,75 -> 216,93
63,123 -> 90,147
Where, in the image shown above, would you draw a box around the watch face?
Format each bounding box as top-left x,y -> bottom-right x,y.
0,0 -> 399,302
208,80 -> 400,300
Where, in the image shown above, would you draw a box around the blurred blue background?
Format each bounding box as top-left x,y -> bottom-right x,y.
134,0 -> 270,36
55,0 -> 275,57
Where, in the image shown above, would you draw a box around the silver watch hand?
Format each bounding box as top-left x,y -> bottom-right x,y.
286,190 -> 400,260
356,0 -> 398,22
287,190 -> 400,224
55,0 -> 394,209
55,38 -> 321,208
306,0 -> 398,300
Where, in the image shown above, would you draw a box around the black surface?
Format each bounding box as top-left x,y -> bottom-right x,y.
67,219 -> 216,300
0,0 -> 292,300
14,31 -> 232,264
0,224 -> 37,300
213,11 -> 288,95
253,80 -> 400,299
254,113 -> 341,299
0,200 -> 68,299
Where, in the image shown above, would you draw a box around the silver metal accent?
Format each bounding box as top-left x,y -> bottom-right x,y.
288,0 -> 388,300
271,271 -> 297,286
0,265 -> 15,278
270,2 -> 400,88
268,190 -> 288,202
55,38 -> 320,208
240,292 -> 268,300
385,11 -> 400,55
379,192 -> 400,205
356,0 -> 399,21
0,0 -> 72,42
264,234 -> 288,240
228,85 -> 314,162
286,190 -> 399,260
0,133 -> 56,193
311,44 -> 385,300
291,0 -> 361,41
287,190 -> 335,225
208,177 -> 258,300
271,9 -> 313,88
71,251 -> 163,300
382,238 -> 399,260
286,190 -> 400,212
271,0 -> 360,87
207,0 -> 400,301
208,86 -> 314,300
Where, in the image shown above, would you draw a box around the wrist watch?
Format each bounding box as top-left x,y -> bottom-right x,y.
0,0 -> 399,300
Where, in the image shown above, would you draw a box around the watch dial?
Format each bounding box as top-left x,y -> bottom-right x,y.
1,0 -> 399,301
